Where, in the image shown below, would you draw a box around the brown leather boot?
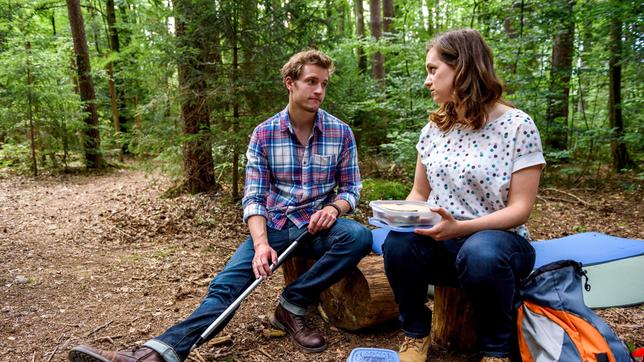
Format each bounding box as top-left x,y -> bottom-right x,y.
397,335 -> 431,362
68,345 -> 164,362
271,304 -> 326,353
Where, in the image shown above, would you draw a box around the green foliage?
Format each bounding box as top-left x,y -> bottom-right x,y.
0,143 -> 31,171
0,0 -> 641,185
0,6 -> 86,173
361,178 -> 411,202
379,130 -> 420,178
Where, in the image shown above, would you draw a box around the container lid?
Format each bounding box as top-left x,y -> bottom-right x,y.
369,200 -> 434,215
369,217 -> 431,232
346,347 -> 400,362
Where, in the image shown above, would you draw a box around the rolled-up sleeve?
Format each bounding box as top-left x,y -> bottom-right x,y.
334,128 -> 361,210
242,129 -> 270,223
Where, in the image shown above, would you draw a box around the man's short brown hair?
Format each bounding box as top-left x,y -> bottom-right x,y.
280,50 -> 335,81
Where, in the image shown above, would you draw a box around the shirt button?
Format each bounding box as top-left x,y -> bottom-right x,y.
303,161 -> 308,165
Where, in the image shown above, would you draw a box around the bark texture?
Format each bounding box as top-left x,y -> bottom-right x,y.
283,255 -> 399,330
66,0 -> 103,168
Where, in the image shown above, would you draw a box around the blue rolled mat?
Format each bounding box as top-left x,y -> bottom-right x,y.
531,232 -> 644,268
370,227 -> 644,307
370,225 -> 644,266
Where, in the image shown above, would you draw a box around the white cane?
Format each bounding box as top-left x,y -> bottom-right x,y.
190,231 -> 310,351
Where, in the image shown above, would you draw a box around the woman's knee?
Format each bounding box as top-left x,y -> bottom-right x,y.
383,232 -> 418,265
455,231 -> 510,281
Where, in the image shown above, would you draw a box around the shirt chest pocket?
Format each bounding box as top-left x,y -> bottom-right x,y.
310,154 -> 336,184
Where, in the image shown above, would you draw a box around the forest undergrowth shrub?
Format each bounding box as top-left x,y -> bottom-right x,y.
361,178 -> 412,202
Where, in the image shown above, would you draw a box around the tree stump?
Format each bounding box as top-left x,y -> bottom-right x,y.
431,286 -> 478,351
283,254 -> 399,330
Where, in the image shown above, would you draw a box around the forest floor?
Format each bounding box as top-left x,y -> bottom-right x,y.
0,167 -> 642,362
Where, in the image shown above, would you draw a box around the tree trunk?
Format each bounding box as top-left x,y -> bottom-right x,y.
283,255 -> 399,330
545,0 -> 575,152
431,286 -> 478,351
338,0 -> 350,39
383,0 -> 394,35
106,62 -> 123,162
325,0 -> 335,41
425,0 -> 436,36
106,0 -> 129,154
174,0 -> 216,193
369,0 -> 384,86
238,0 -> 257,201
66,0 -> 104,169
232,29 -> 240,201
26,42 -> 37,177
354,0 -> 367,74
608,13 -> 632,172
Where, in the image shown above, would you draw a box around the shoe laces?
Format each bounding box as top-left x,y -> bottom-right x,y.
291,314 -> 307,332
481,357 -> 510,362
400,336 -> 424,353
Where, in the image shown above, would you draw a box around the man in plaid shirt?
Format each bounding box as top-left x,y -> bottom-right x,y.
69,50 -> 372,362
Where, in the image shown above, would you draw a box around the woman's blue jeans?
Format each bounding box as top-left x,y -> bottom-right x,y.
382,230 -> 535,358
144,218 -> 372,362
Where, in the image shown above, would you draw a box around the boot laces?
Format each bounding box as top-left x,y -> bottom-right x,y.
400,336 -> 424,353
291,314 -> 307,332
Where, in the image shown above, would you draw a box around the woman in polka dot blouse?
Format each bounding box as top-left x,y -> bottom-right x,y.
382,29 -> 546,362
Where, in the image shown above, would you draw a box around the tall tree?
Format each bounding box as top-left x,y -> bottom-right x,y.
370,0 -> 384,85
383,0 -> 394,35
354,0 -> 367,74
544,0 -> 575,151
607,7 -> 633,172
26,42 -> 37,177
425,0 -> 436,36
66,0 -> 104,168
105,0 -> 129,156
237,0 -> 258,200
173,0 -> 216,193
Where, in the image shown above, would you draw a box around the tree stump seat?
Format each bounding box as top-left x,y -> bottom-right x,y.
283,254 -> 398,330
283,253 -> 478,351
431,286 -> 477,351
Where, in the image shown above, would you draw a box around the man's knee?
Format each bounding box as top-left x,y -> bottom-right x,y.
342,220 -> 373,256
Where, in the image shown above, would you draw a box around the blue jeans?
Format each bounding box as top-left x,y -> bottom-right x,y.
382,230 -> 535,358
144,218 -> 372,362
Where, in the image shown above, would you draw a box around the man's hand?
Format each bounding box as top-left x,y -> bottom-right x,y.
414,207 -> 465,241
307,206 -> 338,235
252,243 -> 278,279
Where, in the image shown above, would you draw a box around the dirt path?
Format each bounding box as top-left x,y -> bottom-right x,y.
1,169 -> 642,361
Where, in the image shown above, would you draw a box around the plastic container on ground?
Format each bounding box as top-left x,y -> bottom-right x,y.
346,347 -> 400,361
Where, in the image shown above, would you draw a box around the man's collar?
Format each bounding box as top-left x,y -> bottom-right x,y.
279,108 -> 324,134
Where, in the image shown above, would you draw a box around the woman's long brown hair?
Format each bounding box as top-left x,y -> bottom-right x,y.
428,29 -> 510,131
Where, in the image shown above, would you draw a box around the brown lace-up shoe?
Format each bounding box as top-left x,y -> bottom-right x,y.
480,357 -> 510,362
271,304 -> 327,352
68,345 -> 163,362
398,335 -> 431,362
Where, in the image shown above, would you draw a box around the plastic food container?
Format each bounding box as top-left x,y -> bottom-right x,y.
346,347 -> 400,361
369,200 -> 440,227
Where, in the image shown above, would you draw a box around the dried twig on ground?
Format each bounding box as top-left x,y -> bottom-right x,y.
45,335 -> 71,362
86,320 -> 113,337
91,335 -> 122,344
542,188 -> 589,205
189,349 -> 206,362
259,347 -> 273,359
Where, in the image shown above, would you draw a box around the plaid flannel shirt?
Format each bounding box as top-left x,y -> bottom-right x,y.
242,107 -> 362,230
